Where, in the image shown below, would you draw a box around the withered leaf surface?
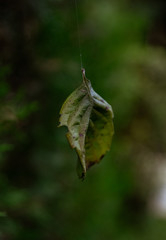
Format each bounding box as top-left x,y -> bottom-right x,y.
59,69 -> 114,179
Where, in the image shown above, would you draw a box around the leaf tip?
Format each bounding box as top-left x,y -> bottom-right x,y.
79,172 -> 86,181
77,158 -> 86,180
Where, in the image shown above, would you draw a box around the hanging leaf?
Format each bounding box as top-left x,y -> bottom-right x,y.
59,69 -> 114,179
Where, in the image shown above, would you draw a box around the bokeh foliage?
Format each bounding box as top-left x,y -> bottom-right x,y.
0,0 -> 166,239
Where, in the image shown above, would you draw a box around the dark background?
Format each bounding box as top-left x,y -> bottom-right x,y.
0,0 -> 166,239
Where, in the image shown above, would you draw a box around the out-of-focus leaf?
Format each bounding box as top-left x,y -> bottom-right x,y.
59,69 -> 114,179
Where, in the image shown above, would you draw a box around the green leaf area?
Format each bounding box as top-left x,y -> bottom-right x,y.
59,69 -> 114,179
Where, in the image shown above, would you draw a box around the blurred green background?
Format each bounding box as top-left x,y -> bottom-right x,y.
1,0 -> 166,239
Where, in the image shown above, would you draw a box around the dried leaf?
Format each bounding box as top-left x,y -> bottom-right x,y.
59,69 -> 114,179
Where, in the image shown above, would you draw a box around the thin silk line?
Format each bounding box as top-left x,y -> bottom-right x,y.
74,0 -> 83,69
